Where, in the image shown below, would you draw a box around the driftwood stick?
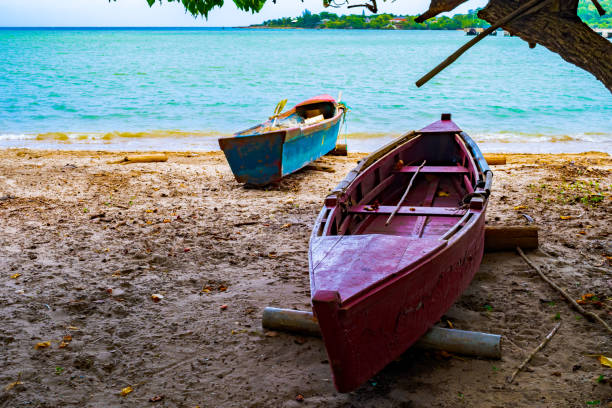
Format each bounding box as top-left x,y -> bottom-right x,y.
516,247 -> 612,334
110,154 -> 168,164
483,154 -> 507,165
386,160 -> 426,226
507,322 -> 561,384
416,0 -> 550,87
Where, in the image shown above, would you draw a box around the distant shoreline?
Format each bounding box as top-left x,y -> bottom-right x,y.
240,26 -> 306,29
242,25 -> 465,30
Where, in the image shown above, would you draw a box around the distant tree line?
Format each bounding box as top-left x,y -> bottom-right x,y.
261,9 -> 490,30
260,1 -> 612,30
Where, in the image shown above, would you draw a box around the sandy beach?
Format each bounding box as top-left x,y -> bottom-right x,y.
0,149 -> 610,407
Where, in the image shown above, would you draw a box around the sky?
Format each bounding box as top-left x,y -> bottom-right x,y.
0,0 -> 486,27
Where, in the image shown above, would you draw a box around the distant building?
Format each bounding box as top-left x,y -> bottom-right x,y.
389,17 -> 406,25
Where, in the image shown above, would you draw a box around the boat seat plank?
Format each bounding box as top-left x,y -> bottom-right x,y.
349,205 -> 466,217
394,165 -> 468,174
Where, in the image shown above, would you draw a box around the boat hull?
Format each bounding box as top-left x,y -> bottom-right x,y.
312,213 -> 485,392
281,118 -> 342,177
219,95 -> 344,186
218,131 -> 285,185
308,114 -> 491,392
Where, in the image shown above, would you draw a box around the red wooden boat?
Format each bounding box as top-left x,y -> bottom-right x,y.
309,114 -> 492,392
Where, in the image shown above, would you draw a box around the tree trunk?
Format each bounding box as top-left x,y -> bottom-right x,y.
479,0 -> 612,92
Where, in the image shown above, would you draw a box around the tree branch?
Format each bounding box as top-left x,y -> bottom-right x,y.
479,0 -> 612,92
590,0 -> 606,16
346,0 -> 378,13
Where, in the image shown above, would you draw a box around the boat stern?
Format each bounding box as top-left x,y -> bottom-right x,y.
218,131 -> 285,186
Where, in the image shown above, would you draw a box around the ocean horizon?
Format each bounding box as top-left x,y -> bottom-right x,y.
1,28 -> 610,153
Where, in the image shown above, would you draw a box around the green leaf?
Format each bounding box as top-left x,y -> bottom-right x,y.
112,0 -> 267,19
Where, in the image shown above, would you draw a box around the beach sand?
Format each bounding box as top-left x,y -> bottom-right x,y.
0,149 -> 610,407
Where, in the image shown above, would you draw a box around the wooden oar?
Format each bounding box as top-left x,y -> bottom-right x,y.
270,99 -> 288,129
386,160 -> 426,226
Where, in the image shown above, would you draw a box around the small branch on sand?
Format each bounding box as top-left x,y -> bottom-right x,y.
507,322 -> 561,384
109,154 -> 168,164
233,221 -> 259,227
304,164 -> 335,173
516,247 -> 612,334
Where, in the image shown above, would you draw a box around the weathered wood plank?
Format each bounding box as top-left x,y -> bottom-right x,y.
484,225 -> 538,251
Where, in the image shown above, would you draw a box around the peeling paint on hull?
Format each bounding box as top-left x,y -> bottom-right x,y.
219,95 -> 344,186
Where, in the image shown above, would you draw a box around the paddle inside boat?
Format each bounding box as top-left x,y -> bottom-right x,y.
309,114 -> 492,392
218,95 -> 345,186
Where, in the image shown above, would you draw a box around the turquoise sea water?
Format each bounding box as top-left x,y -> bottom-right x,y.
0,28 -> 610,153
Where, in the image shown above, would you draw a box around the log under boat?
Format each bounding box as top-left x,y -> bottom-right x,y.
218,95 -> 345,186
309,114 -> 492,392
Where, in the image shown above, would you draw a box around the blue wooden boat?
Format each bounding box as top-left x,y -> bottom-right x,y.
219,95 -> 345,186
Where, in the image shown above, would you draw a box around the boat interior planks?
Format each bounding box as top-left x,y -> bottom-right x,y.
309,113 -> 492,392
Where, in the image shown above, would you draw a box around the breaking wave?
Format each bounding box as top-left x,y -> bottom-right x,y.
0,129 -> 610,154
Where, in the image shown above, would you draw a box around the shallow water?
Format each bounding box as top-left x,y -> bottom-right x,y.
0,28 -> 610,153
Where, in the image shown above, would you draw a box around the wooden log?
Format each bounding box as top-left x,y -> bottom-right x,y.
262,307 -> 501,359
326,144 -> 348,156
263,307 -> 321,336
111,154 -> 168,164
485,225 -> 538,251
483,154 -> 507,165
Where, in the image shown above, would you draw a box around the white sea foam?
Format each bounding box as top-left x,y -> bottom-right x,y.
0,133 -> 34,141
0,130 -> 610,154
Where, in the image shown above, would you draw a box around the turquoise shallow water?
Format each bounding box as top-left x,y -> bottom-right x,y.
0,28 -> 610,153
